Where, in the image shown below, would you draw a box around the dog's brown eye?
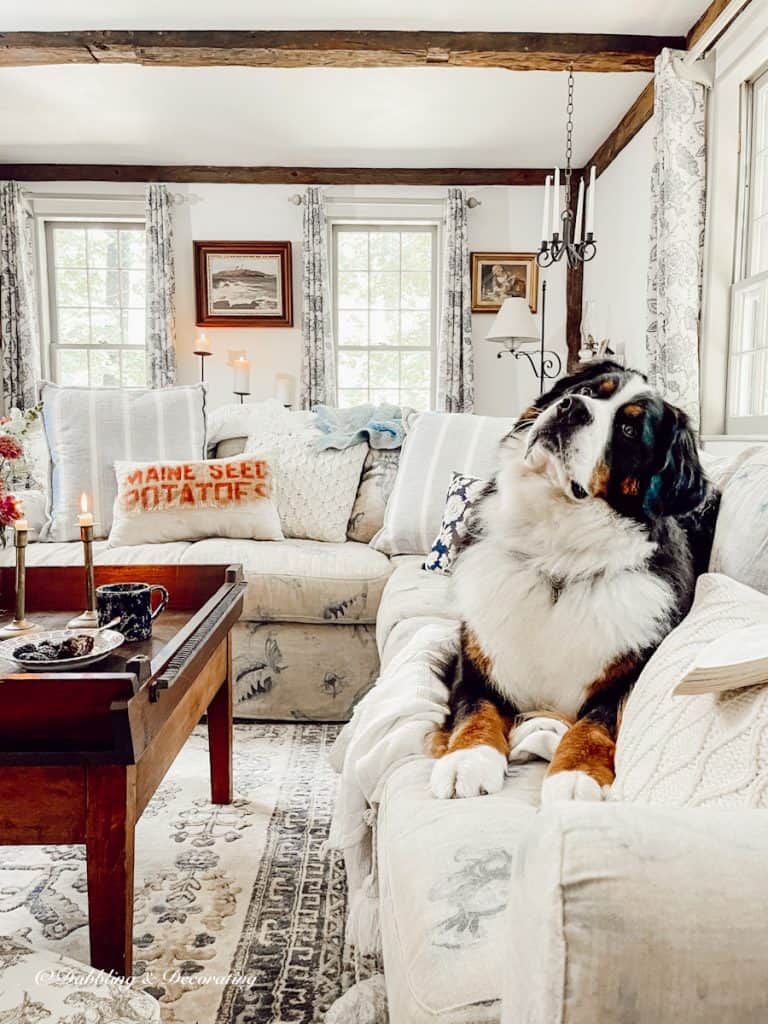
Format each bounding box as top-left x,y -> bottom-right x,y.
622,423 -> 638,439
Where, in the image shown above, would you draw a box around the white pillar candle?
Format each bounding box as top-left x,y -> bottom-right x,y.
574,177 -> 585,244
552,167 -> 560,237
233,357 -> 251,395
274,373 -> 294,407
586,165 -> 596,236
77,493 -> 94,528
13,518 -> 28,532
194,332 -> 212,355
541,175 -> 551,243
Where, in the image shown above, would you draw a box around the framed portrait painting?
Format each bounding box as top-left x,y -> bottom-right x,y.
194,241 -> 293,327
470,252 -> 539,314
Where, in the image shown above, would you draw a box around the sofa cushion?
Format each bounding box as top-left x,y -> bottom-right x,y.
371,411 -> 514,556
0,538 -> 392,624
710,446 -> 768,593
378,757 -> 546,1024
0,936 -> 160,1022
612,573 -> 768,807
347,448 -> 400,544
376,555 -> 457,663
39,382 -> 207,542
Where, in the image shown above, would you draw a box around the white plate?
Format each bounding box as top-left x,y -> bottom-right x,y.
0,628 -> 126,671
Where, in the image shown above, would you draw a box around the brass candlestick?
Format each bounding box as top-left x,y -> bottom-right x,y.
68,524 -> 99,629
0,527 -> 38,638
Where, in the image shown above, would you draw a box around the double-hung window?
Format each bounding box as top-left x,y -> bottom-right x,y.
332,224 -> 438,410
45,220 -> 147,388
728,68 -> 768,431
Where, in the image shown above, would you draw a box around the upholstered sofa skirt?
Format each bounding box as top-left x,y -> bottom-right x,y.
232,620 -> 379,721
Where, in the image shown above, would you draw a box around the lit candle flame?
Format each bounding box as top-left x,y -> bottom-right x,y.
80,493 -> 89,514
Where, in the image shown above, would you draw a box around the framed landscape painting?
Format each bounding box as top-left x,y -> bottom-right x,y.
194,241 -> 293,327
470,251 -> 539,314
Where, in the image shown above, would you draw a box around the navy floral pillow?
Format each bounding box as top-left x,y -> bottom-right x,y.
423,472 -> 488,574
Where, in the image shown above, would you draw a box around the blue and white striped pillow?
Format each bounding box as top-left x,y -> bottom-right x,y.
370,411 -> 514,556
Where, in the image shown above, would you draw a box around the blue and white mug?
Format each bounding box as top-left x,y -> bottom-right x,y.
96,582 -> 169,642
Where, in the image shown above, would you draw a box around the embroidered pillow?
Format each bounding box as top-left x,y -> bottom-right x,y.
347,449 -> 401,543
423,472 -> 487,574
108,454 -> 283,547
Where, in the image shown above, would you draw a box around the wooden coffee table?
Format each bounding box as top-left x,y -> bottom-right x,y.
0,563 -> 245,978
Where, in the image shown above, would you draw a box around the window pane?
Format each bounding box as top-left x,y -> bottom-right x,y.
57,308 -> 91,345
53,228 -> 87,267
401,232 -> 432,270
120,269 -> 145,308
58,349 -> 89,386
337,310 -> 368,347
122,349 -> 147,387
337,272 -> 368,309
369,387 -> 400,404
121,309 -> 145,346
87,228 -> 119,268
400,388 -> 431,410
119,229 -> 145,269
401,271 -> 431,310
338,388 -> 369,407
369,350 -> 399,388
90,309 -> 122,345
337,232 -> 368,271
401,350 -> 431,389
369,310 -> 399,347
369,232 -> 400,271
401,311 -> 431,347
88,269 -> 121,308
338,350 -> 369,388
90,349 -> 121,387
56,268 -> 89,307
369,272 -> 399,310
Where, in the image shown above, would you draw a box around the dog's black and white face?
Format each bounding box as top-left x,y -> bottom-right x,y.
516,360 -> 708,520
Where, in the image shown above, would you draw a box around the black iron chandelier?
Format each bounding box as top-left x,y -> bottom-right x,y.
537,67 -> 598,270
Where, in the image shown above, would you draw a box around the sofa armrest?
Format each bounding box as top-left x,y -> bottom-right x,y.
502,801 -> 768,1024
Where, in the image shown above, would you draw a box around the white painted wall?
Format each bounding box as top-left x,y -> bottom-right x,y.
581,121 -> 654,374
26,180 -> 565,417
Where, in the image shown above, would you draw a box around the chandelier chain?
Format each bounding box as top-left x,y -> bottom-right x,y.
564,65 -> 574,210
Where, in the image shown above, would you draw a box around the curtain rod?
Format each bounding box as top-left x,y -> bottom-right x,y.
288,193 -> 481,207
24,191 -> 187,205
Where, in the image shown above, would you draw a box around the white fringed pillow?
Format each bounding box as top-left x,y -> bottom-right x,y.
612,573 -> 768,808
108,454 -> 283,547
248,429 -> 368,543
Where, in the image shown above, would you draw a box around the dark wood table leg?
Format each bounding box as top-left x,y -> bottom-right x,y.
207,633 -> 233,805
85,764 -> 136,977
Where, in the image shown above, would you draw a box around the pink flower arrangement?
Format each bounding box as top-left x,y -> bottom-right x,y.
0,491 -> 22,529
0,436 -> 24,462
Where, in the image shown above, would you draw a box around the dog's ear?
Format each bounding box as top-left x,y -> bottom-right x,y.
643,407 -> 709,518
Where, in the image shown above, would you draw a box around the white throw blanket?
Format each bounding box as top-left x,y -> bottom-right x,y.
326,621 -> 569,955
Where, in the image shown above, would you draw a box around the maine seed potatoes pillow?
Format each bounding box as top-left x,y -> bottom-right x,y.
108,454 -> 284,547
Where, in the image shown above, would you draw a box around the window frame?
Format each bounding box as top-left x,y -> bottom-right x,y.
329,219 -> 441,410
39,215 -> 147,389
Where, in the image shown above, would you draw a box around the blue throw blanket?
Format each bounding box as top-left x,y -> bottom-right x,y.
314,403 -> 406,450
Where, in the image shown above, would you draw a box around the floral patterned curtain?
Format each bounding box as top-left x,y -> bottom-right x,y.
438,187 -> 474,413
299,186 -> 336,410
646,49 -> 707,426
145,183 -> 177,388
0,182 -> 41,411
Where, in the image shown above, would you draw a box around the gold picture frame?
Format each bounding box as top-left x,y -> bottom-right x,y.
470,251 -> 539,314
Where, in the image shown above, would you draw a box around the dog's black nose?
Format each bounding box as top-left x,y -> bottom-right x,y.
558,396 -> 573,413
556,395 -> 592,427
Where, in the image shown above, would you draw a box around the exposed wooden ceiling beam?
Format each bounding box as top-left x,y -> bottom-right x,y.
584,80 -> 655,178
0,30 -> 685,72
0,164 -> 553,186
687,0 -> 740,50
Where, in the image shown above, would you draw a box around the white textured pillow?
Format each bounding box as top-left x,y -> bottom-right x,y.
371,411 -> 515,556
709,446 -> 768,594
108,454 -> 283,547
207,400 -> 316,447
40,382 -> 207,541
612,573 -> 768,808
249,430 -> 368,543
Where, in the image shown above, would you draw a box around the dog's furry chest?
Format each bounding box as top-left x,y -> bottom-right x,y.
453,537 -> 675,718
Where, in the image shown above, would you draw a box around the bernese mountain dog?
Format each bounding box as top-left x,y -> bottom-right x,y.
430,360 -> 719,804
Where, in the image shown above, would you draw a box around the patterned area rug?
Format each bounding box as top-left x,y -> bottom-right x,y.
0,723 -> 372,1023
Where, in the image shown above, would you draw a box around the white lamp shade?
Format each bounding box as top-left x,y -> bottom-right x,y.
486,297 -> 539,346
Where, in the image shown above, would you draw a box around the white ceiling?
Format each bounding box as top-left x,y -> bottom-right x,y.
0,0 -> 706,169
0,0 -> 705,34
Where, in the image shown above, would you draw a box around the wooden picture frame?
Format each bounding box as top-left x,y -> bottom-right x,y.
194,241 -> 293,327
470,251 -> 539,314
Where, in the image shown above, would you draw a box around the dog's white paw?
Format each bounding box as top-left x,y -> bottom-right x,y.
430,745 -> 507,799
540,769 -> 605,805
